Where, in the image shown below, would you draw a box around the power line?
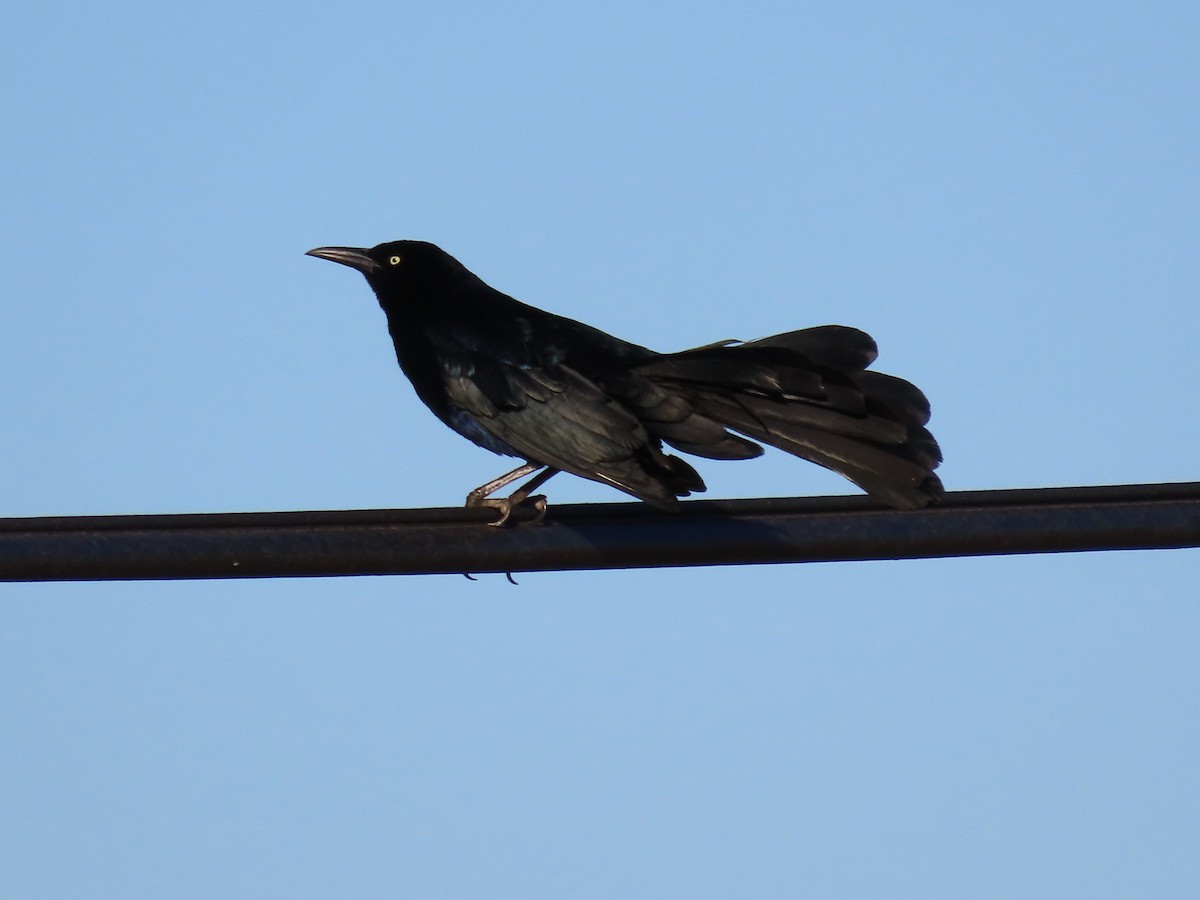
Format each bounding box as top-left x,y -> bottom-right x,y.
2,482 -> 1198,582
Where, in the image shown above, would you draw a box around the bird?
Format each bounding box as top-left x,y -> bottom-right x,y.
307,240 -> 943,525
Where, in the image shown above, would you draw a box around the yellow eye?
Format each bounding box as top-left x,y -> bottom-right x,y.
389,255 -> 403,266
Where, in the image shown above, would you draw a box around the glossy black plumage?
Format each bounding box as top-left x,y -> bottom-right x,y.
307,240 -> 944,514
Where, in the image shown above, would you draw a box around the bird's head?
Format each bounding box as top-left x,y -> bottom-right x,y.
306,240 -> 475,297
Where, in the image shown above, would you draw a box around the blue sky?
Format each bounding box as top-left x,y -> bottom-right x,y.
2,2 -> 1198,896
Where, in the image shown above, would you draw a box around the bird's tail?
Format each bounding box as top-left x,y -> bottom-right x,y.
620,326 -> 944,508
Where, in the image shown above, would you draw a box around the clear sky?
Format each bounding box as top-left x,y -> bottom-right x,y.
3,1 -> 1198,896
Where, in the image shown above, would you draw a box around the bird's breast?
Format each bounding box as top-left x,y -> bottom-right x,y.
443,408 -> 522,457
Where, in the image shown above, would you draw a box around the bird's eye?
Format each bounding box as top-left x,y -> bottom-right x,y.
389,255 -> 403,266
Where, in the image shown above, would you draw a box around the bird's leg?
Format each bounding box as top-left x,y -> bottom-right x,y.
465,462 -> 543,506
465,462 -> 555,526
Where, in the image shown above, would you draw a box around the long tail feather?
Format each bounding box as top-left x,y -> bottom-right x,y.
628,326 -> 944,508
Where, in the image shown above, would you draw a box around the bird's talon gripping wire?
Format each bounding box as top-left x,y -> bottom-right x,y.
483,498 -> 515,527
465,465 -> 558,527
477,494 -> 548,527
526,495 -> 548,525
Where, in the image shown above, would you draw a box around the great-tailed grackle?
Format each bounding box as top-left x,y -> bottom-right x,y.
308,240 -> 943,524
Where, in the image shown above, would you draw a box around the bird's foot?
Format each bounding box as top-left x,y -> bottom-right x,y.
467,493 -> 548,527
478,497 -> 515,527
524,495 -> 548,525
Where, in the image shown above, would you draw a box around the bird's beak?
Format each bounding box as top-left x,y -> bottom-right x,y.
305,246 -> 381,274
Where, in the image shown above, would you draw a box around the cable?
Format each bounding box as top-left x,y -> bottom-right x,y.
2,482 -> 1198,581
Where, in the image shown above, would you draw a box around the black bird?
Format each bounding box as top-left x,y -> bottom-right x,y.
307,240 -> 943,524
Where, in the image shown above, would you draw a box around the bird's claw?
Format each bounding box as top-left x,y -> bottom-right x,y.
468,494 -> 548,527
525,495 -> 548,525
481,497 -> 515,527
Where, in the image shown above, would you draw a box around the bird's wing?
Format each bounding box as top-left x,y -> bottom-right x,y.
442,358 -> 701,508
